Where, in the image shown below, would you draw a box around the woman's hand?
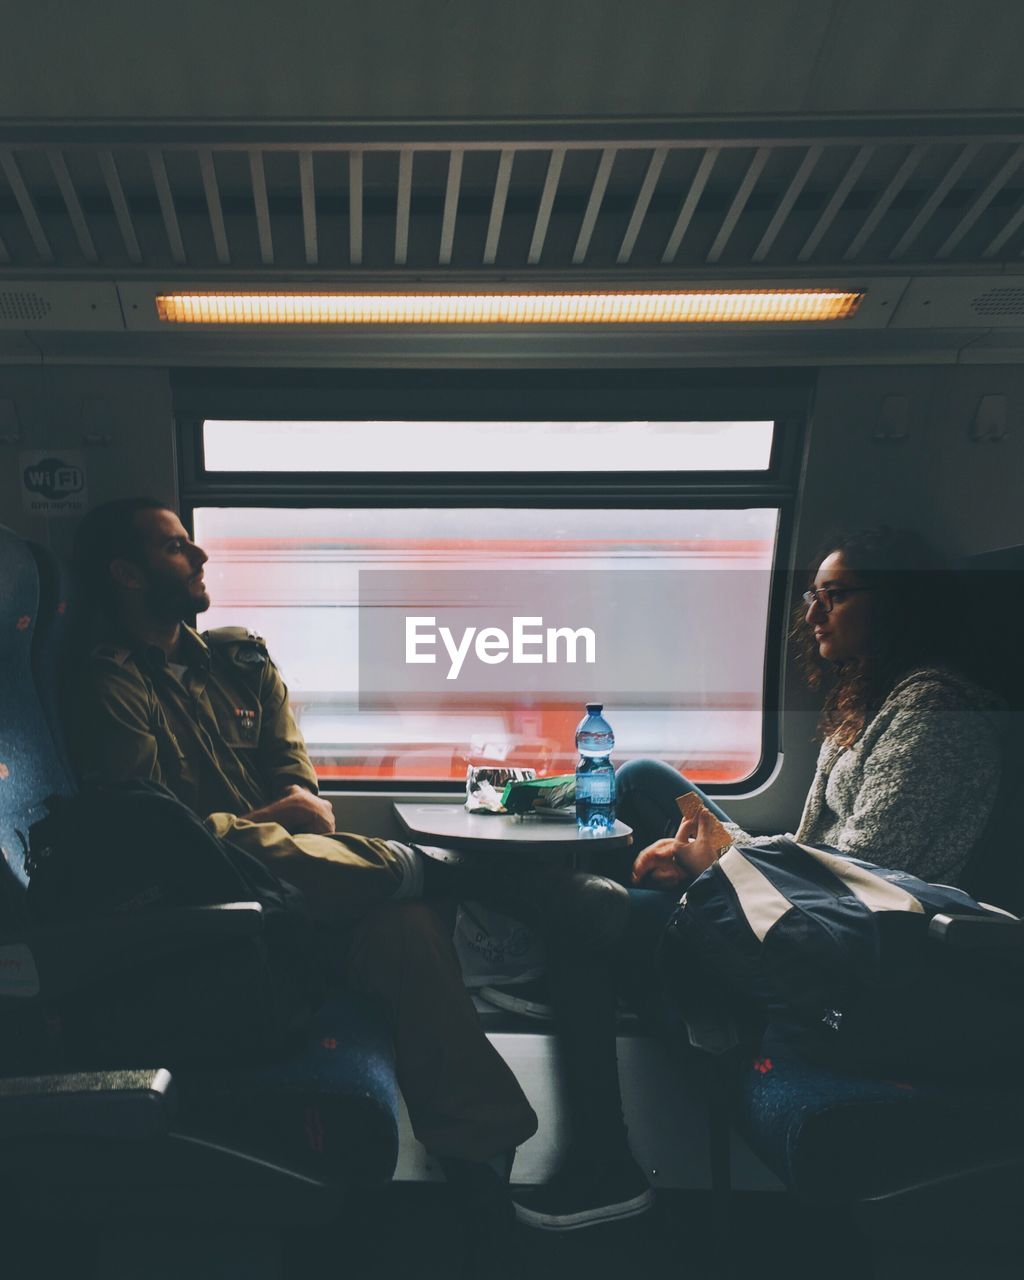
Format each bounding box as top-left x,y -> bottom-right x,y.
630,809 -> 729,887
630,837 -> 689,888
672,809 -> 728,879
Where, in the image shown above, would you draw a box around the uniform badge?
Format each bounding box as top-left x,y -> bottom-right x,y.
234,707 -> 258,739
233,635 -> 268,667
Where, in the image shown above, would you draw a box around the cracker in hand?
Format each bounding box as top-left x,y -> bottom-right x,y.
676,792 -> 733,855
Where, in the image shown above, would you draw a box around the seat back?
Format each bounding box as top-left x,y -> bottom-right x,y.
961,713 -> 1024,915
26,538 -> 80,784
0,525 -> 75,906
959,550 -> 1024,913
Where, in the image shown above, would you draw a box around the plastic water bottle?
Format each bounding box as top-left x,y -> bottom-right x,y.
575,703 -> 616,832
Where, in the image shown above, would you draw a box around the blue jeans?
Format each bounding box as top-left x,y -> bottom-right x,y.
616,758 -> 734,1046
543,759 -> 735,1157
616,756 -> 732,848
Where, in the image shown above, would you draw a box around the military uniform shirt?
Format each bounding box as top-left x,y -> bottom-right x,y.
68,624 -> 422,924
70,623 -> 318,820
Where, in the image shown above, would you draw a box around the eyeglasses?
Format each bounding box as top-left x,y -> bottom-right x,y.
802,586 -> 873,614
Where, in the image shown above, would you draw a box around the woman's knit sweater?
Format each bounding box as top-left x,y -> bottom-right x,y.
724,666 -> 1004,883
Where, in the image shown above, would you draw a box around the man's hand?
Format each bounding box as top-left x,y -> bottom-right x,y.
631,809 -> 729,887
243,784 -> 336,836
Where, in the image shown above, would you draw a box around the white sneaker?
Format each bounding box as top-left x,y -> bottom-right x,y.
478,977 -> 553,1020
512,1152 -> 654,1230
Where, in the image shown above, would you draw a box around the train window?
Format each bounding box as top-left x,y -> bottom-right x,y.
201,418 -> 776,473
178,373 -> 805,792
192,500 -> 779,787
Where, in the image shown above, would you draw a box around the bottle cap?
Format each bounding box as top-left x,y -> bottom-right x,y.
585,703 -> 603,713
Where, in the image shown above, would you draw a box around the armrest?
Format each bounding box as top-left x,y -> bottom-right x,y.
929,912 -> 1024,949
0,903 -> 264,999
0,1067 -> 175,1141
684,1010 -> 741,1056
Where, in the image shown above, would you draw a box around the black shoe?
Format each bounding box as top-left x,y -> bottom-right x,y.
512,1151 -> 654,1231
478,976 -> 554,1020
439,1153 -> 524,1278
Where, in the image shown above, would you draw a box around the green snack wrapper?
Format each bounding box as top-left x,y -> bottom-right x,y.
500,774 -> 577,816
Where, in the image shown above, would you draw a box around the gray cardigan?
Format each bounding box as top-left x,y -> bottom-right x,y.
725,667 -> 1004,884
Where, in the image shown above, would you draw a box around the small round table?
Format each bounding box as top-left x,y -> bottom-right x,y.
393,802 -> 632,866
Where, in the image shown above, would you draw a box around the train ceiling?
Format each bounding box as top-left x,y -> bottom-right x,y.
2,1 -> 1024,361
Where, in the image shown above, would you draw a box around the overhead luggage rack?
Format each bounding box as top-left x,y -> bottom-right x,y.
2,118 -> 1024,278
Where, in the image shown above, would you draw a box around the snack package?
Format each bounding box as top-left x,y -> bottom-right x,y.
465,765 -> 536,813
676,792 -> 733,855
501,774 -> 577,817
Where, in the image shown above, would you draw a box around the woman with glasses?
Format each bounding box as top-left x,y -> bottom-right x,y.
619,525 -> 1003,895
511,526 -> 1005,1232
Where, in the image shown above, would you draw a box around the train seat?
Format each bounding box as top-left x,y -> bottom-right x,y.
0,522 -> 400,1227
721,922 -> 1024,1275
730,717 -> 1024,1212
25,534 -> 79,784
734,1026 -> 1024,1202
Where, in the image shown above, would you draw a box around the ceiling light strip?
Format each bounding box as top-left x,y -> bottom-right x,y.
155,289 -> 863,325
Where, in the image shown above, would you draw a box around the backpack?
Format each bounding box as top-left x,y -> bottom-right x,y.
22,780 -> 328,1069
453,900 -> 546,988
664,836 -> 1024,1078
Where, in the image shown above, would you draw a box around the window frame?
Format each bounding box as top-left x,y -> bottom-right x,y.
175,368 -> 808,795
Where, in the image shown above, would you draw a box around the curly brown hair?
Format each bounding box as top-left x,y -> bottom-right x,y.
791,527 -> 964,748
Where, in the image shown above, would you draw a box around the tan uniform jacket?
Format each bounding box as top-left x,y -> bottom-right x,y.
70,624 -> 317,818
68,625 -> 404,922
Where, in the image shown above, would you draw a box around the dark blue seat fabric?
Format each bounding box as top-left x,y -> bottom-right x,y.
0,525 -> 75,898
183,992 -> 400,1186
733,1029 -> 1024,1203
26,538 -> 79,784
0,521 -> 400,1189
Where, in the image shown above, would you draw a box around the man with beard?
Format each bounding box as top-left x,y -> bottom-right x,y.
67,497 -> 538,1260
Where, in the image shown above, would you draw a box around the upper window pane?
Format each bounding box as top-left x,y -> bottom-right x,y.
201,419 -> 775,472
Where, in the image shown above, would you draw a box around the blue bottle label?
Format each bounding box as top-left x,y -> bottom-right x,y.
585,775 -> 612,803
